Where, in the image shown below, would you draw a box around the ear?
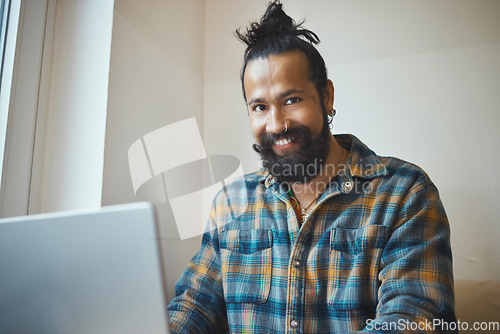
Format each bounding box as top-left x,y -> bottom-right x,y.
323,79 -> 334,111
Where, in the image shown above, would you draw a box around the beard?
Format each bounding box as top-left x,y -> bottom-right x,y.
253,114 -> 331,184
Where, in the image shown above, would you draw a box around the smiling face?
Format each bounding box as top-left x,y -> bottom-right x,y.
244,50 -> 335,183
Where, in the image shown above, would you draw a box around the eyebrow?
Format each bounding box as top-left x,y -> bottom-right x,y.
247,89 -> 307,105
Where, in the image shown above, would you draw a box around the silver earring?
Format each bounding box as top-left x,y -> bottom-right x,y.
331,108 -> 336,117
284,122 -> 288,132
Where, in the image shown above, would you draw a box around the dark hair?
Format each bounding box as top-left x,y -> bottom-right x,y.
235,1 -> 328,102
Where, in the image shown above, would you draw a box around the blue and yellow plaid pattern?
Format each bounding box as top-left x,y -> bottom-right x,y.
168,134 -> 456,333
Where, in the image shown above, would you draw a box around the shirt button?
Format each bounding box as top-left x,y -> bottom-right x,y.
293,260 -> 301,268
344,181 -> 353,192
290,320 -> 299,329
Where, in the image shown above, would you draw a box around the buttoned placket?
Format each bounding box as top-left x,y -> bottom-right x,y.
266,175 -> 347,333
266,177 -> 304,333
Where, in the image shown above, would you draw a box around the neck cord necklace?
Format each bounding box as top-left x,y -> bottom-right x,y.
289,148 -> 349,223
288,188 -> 320,223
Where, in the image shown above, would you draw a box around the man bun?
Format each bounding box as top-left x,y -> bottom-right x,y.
236,1 -> 320,54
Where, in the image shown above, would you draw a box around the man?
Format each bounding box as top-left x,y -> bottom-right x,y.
168,1 -> 456,333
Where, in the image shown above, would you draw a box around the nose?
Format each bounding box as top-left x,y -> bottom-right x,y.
266,106 -> 286,134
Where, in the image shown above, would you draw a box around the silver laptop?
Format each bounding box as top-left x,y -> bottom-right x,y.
0,202 -> 170,334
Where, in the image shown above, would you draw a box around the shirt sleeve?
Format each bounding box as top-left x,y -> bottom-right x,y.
360,180 -> 457,334
167,211 -> 228,334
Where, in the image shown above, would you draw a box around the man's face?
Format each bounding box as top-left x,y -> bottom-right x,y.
244,51 -> 333,183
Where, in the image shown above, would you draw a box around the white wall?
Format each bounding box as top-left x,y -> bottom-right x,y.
102,0 -> 206,300
202,0 -> 500,282
103,0 -> 500,299
29,0 -> 115,213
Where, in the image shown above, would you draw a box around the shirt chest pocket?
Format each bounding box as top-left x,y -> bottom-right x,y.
219,229 -> 273,304
327,225 -> 389,309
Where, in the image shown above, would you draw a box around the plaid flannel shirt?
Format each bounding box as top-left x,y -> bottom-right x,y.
168,134 -> 456,333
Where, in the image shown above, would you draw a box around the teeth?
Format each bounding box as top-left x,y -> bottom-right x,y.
275,137 -> 294,146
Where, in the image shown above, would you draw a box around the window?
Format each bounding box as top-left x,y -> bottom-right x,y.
0,0 -> 10,78
0,0 -> 45,217
0,0 -> 12,175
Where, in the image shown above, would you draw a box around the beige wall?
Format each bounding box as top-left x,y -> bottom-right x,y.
29,0 -> 115,214
104,0 -> 500,300
203,0 -> 500,282
102,0 -> 206,299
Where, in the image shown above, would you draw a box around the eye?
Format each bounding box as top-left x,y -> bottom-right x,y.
284,97 -> 301,105
252,104 -> 267,112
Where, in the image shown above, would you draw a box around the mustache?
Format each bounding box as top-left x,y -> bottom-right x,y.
252,126 -> 305,153
252,143 -> 263,153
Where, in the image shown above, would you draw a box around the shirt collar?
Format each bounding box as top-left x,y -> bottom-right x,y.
335,134 -> 388,179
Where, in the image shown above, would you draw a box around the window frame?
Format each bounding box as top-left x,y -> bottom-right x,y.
0,0 -> 55,217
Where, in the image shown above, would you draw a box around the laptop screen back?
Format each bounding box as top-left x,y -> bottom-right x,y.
0,202 -> 169,334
